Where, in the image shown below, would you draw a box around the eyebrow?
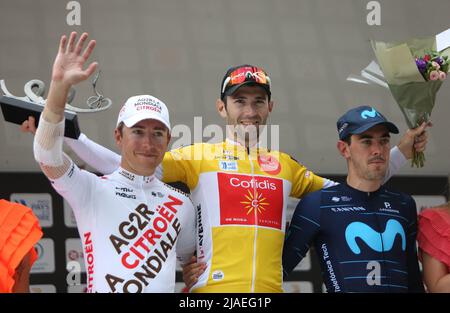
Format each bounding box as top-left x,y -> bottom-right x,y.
233,95 -> 266,100
131,125 -> 167,131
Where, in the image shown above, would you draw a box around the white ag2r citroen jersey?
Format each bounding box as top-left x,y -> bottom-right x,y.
51,162 -> 196,293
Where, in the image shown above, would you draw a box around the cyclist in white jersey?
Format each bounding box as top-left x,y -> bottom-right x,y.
32,32 -> 195,293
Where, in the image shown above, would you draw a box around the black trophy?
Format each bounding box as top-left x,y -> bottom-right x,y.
0,73 -> 111,139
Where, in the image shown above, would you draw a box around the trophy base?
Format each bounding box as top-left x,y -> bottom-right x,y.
0,95 -> 80,139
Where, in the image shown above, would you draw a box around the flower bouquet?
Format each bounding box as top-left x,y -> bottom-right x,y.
371,31 -> 450,167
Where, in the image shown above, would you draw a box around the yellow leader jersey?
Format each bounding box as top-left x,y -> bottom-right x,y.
160,140 -> 324,292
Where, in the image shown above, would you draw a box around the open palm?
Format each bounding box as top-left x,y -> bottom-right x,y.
52,32 -> 98,86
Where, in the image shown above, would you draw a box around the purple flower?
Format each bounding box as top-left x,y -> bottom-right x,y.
435,57 -> 444,65
416,58 -> 427,72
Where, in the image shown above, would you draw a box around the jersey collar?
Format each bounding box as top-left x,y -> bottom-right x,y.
111,167 -> 157,188
225,138 -> 270,152
343,180 -> 385,198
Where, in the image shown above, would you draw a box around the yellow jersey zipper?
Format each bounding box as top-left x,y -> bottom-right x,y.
248,145 -> 258,293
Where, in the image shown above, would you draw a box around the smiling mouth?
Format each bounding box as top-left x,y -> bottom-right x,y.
136,153 -> 158,158
240,121 -> 259,126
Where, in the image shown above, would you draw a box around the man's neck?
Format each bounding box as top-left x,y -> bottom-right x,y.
226,134 -> 259,149
120,160 -> 155,177
346,174 -> 382,193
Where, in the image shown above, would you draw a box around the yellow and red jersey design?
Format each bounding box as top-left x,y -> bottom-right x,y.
161,140 -> 324,292
218,173 -> 284,229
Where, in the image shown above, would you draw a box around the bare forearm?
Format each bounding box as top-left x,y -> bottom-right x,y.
42,80 -> 71,123
12,271 -> 30,293
11,251 -> 32,293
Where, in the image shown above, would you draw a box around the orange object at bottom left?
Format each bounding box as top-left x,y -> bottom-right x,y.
0,199 -> 43,293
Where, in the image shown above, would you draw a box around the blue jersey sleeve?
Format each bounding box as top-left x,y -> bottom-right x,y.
282,190 -> 322,278
405,196 -> 425,292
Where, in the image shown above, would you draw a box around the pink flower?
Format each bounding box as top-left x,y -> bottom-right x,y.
432,61 -> 441,70
439,71 -> 447,81
430,70 -> 440,81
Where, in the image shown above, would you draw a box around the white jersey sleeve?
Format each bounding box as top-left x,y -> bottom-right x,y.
322,146 -> 408,189
50,158 -> 97,217
64,133 -> 121,175
382,145 -> 407,184
173,194 -> 196,265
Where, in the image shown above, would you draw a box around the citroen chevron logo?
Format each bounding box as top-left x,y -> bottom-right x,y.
345,219 -> 406,254
361,108 -> 379,119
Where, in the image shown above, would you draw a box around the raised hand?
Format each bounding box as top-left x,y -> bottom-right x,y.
397,121 -> 431,160
43,32 -> 98,121
52,32 -> 98,87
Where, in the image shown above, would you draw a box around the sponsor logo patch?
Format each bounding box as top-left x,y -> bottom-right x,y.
212,270 -> 224,281
219,160 -> 238,171
258,154 -> 281,175
218,173 -> 283,229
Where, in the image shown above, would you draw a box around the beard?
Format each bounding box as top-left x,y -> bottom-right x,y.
225,113 -> 269,146
364,163 -> 387,181
350,155 -> 387,182
365,169 -> 385,181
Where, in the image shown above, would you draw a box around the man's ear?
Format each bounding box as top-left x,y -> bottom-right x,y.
216,98 -> 227,119
337,140 -> 350,159
268,100 -> 274,113
114,128 -> 122,149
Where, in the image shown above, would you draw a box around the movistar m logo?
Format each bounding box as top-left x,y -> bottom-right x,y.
361,108 -> 380,119
345,219 -> 406,254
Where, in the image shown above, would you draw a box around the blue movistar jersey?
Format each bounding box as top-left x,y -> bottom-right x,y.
282,182 -> 424,293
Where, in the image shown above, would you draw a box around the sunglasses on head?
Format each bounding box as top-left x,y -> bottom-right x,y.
222,66 -> 271,94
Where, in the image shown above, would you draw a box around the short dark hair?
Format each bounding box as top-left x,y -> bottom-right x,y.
117,122 -> 124,136
341,135 -> 352,145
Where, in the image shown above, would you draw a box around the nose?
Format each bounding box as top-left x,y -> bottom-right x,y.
242,103 -> 259,117
141,133 -> 157,148
370,141 -> 383,155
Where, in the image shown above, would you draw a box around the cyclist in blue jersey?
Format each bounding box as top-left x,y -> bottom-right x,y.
282,106 -> 425,293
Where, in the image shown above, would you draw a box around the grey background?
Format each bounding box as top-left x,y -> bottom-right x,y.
1,0 -> 449,175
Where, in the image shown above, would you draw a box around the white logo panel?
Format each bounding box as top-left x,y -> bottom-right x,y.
31,238 -> 55,273
10,193 -> 53,227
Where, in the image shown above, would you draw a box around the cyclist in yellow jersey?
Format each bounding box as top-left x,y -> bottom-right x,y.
21,65 -> 429,293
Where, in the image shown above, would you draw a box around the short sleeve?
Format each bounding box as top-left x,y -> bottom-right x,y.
417,208 -> 450,269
